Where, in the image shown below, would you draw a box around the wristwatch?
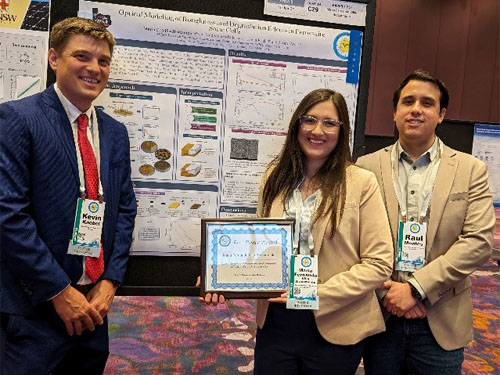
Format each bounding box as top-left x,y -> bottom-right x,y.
408,282 -> 423,301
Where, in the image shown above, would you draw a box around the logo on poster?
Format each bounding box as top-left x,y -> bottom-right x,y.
333,32 -> 350,60
92,8 -> 112,27
0,0 -> 9,12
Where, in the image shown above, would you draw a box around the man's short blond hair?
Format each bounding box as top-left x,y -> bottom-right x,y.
50,17 -> 115,55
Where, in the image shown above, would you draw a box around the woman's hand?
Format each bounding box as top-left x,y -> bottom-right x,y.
267,291 -> 287,303
196,276 -> 226,306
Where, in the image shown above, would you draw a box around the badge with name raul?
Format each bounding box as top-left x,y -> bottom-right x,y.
396,221 -> 427,272
287,255 -> 319,310
68,198 -> 105,258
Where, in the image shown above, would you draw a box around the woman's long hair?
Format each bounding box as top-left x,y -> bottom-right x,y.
261,88 -> 352,237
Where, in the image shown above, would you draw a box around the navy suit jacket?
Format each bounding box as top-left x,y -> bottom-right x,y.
0,85 -> 137,315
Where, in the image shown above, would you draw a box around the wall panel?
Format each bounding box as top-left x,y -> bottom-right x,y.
435,0 -> 471,119
366,0 -> 499,136
461,0 -> 498,121
405,0 -> 441,74
490,49 -> 499,120
366,0 -> 412,135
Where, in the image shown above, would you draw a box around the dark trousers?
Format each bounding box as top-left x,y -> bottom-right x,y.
363,315 -> 464,375
254,303 -> 364,375
1,304 -> 109,375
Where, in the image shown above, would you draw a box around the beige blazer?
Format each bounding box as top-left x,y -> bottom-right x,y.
256,165 -> 394,345
357,144 -> 495,350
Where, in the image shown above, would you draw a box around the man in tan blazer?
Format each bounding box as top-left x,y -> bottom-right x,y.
357,69 -> 495,375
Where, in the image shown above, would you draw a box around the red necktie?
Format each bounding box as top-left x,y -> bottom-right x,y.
77,114 -> 104,283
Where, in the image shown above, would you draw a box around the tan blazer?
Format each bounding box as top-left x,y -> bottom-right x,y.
357,144 -> 495,350
256,165 -> 394,345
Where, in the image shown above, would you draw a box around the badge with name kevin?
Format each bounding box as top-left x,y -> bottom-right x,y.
396,221 -> 426,272
287,255 -> 319,310
68,198 -> 105,258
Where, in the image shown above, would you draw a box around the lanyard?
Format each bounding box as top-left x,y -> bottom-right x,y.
390,141 -> 442,222
69,107 -> 104,199
289,185 -> 319,256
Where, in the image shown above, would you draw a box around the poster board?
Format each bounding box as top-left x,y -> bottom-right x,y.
49,0 -> 376,295
0,0 -> 51,103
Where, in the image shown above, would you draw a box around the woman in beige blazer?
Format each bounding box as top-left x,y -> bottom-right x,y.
203,89 -> 393,375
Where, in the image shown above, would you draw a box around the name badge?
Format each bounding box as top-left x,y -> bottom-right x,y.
286,255 -> 319,310
68,198 -> 105,258
396,221 -> 426,272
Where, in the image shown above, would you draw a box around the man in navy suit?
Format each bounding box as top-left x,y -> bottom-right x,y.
0,17 -> 136,374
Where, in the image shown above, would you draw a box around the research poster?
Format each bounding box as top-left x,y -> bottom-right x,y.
472,124 -> 500,205
0,0 -> 50,103
79,0 -> 363,255
472,123 -> 500,256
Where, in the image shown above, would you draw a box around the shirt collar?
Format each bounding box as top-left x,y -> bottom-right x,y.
396,137 -> 441,163
54,83 -> 93,125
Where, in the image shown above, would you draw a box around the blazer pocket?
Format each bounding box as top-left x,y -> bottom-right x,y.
442,192 -> 468,224
448,192 -> 468,201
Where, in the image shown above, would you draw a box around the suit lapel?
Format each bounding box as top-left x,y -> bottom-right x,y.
269,195 -> 285,218
41,86 -> 79,182
311,213 -> 328,256
426,146 -> 457,256
379,146 -> 399,244
96,110 -> 109,198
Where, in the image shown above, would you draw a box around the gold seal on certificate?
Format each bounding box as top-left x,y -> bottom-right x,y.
200,218 -> 294,299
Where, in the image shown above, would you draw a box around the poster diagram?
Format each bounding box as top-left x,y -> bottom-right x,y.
132,183 -> 218,256
0,31 -> 47,102
222,51 -> 355,205
177,89 -> 223,183
95,83 -> 176,181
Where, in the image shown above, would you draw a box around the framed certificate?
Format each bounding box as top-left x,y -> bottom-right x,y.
200,218 -> 295,299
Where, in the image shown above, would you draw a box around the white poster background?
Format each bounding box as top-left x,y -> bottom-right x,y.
264,0 -> 367,27
80,1 -> 356,60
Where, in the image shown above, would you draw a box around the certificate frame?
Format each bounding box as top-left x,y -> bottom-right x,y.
200,218 -> 295,299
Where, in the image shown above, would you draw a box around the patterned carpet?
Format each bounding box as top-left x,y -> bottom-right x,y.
104,259 -> 500,375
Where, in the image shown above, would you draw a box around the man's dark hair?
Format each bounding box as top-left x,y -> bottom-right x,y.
393,69 -> 449,110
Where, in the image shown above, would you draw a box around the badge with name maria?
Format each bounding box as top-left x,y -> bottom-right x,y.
287,254 -> 319,310
200,218 -> 295,299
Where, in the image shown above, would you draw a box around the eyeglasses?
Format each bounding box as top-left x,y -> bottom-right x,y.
299,115 -> 342,133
